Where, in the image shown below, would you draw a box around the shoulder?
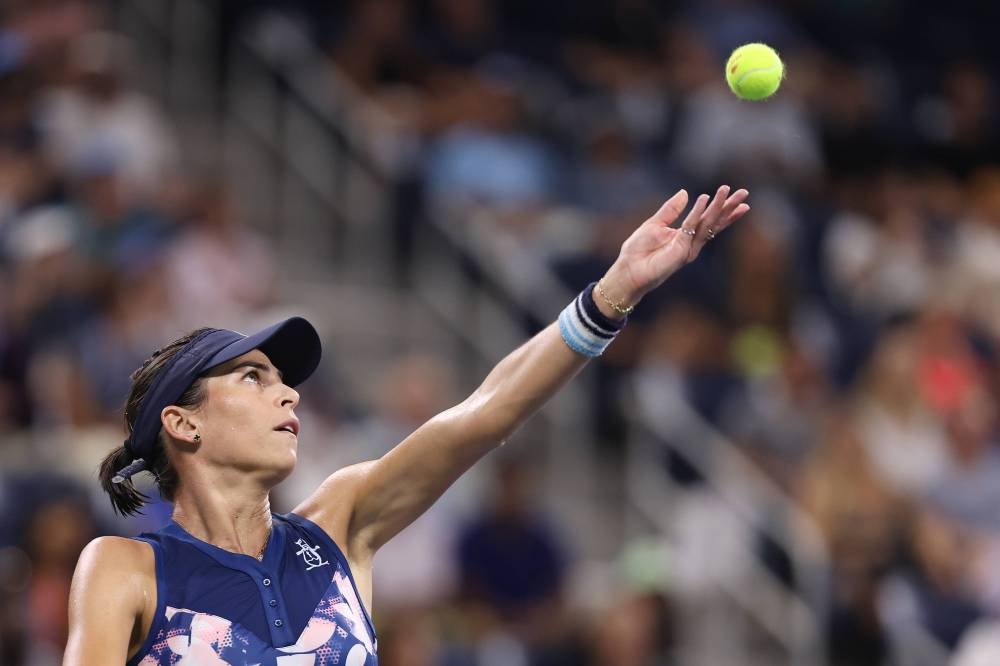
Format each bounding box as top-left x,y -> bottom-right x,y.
66,537 -> 156,663
73,536 -> 155,599
293,461 -> 379,553
78,535 -> 154,568
69,537 -> 154,628
294,460 -> 378,517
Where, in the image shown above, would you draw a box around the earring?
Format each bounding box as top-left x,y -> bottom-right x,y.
193,433 -> 201,442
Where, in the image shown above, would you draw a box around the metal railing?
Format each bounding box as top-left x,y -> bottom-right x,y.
627,366 -> 830,665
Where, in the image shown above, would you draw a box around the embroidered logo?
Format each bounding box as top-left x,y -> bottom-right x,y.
293,538 -> 330,571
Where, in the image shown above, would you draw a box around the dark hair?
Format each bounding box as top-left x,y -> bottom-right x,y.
99,328 -> 213,516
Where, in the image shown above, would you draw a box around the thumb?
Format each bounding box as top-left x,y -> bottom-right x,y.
652,190 -> 689,226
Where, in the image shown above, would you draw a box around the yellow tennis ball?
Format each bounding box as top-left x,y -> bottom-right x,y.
726,43 -> 784,101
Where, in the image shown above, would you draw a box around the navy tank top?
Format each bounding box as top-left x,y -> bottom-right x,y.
127,512 -> 378,665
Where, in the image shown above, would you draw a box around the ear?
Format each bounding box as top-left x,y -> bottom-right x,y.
161,405 -> 200,445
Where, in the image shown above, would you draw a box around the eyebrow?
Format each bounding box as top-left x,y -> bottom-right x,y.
233,360 -> 283,381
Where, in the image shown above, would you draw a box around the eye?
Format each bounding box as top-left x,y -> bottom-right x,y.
243,369 -> 263,385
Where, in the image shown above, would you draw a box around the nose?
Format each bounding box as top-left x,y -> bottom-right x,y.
278,383 -> 300,409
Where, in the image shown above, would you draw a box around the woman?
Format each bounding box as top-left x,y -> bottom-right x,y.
64,186 -> 749,664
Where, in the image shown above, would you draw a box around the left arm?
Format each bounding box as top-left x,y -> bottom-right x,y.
297,186 -> 749,560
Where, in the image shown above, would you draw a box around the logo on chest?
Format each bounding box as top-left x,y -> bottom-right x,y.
293,537 -> 330,571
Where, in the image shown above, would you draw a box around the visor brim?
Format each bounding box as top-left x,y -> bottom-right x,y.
204,316 -> 322,387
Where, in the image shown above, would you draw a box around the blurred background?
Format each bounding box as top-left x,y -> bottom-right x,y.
0,0 -> 999,664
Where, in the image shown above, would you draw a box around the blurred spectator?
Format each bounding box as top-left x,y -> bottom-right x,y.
18,490 -> 97,664
359,353 -> 464,608
880,508 -> 985,649
424,0 -> 503,69
424,65 -> 558,217
69,167 -> 171,285
163,183 -> 277,331
330,0 -> 431,98
38,30 -> 178,199
924,388 -> 1000,532
0,1 -> 100,68
375,606 -> 447,666
852,323 -> 950,495
571,119 -> 663,218
798,418 -> 900,666
456,457 -> 567,624
916,62 -> 999,177
0,70 -> 52,222
3,205 -> 89,342
948,167 -> 1000,337
724,209 -> 797,334
73,265 -> 173,420
720,337 -> 831,487
822,170 -> 938,322
586,591 -> 675,666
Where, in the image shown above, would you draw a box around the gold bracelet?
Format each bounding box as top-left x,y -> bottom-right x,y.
596,280 -> 635,316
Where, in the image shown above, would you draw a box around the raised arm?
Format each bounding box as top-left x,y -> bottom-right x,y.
64,537 -> 154,665
299,187 -> 749,560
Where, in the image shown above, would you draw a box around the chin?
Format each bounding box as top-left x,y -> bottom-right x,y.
254,448 -> 296,486
273,451 -> 297,479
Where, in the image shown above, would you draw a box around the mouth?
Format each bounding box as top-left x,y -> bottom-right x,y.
275,419 -> 300,437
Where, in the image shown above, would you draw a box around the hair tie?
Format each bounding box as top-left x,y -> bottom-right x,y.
112,457 -> 148,484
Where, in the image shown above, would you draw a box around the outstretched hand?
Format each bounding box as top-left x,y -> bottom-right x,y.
599,186 -> 750,311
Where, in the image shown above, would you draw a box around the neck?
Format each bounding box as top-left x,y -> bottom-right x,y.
171,481 -> 273,558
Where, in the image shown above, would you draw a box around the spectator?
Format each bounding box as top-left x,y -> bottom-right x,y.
163,183 -> 277,331
456,457 -> 567,622
924,389 -> 1000,532
38,30 -> 178,200
21,492 -> 98,663
852,323 -> 950,496
352,353 -> 464,609
880,508 -> 985,649
798,417 -> 900,666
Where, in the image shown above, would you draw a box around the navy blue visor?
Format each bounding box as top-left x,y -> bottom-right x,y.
122,316 -> 321,465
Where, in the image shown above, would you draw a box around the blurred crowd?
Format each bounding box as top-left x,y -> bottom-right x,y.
3,0 -> 1000,665
0,1 -> 293,663
315,0 -> 1000,664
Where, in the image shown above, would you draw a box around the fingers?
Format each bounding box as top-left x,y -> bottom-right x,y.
712,190 -> 750,233
682,186 -> 749,261
651,185 -> 749,243
652,189 -> 690,225
702,185 -> 730,226
679,193 -> 710,234
725,202 -> 751,226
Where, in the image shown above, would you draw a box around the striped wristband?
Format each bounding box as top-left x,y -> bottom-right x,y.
558,282 -> 627,357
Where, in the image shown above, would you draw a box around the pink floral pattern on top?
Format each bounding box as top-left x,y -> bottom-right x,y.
137,571 -> 376,665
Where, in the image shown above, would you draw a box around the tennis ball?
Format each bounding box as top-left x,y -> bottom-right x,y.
726,43 -> 784,101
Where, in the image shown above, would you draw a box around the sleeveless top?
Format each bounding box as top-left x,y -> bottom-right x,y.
127,512 -> 378,665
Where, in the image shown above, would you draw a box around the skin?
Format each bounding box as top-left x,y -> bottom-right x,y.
64,186 -> 749,664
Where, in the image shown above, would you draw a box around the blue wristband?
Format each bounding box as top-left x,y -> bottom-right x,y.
558,283 -> 626,357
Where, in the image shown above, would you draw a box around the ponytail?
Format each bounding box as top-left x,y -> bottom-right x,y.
100,328 -> 210,516
98,445 -> 146,516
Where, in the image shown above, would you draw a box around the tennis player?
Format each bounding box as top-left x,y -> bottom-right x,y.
64,186 -> 748,664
